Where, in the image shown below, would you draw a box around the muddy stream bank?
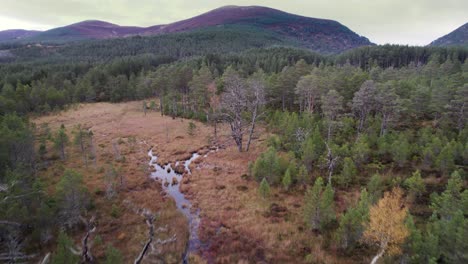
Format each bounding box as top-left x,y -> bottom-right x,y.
148,149 -> 208,263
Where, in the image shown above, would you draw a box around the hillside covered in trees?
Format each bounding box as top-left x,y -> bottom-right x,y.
0,18 -> 467,264
0,5 -> 372,53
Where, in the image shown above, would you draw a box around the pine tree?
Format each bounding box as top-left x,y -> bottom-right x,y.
367,174 -> 384,204
430,170 -> 466,221
338,157 -> 357,187
428,170 -> 467,263
189,64 -> 213,112
391,133 -> 411,167
252,147 -> 282,184
297,164 -> 309,186
258,177 -> 271,199
51,232 -> 79,264
446,83 -> 467,132
282,168 -> 292,191
403,214 -> 429,264
336,189 -> 370,250
56,169 -> 90,229
322,89 -> 344,141
352,136 -> 370,167
295,72 -> 321,113
53,124 -> 69,160
436,143 -> 455,176
302,127 -> 325,172
404,170 -> 425,201
352,80 -> 378,133
304,178 -> 336,231
304,177 -> 324,230
104,245 -> 123,264
376,83 -> 401,136
320,183 -> 336,230
73,124 -> 91,167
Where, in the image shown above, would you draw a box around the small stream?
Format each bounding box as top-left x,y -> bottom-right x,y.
148,150 -> 203,262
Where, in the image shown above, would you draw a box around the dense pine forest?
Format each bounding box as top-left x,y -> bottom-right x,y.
0,30 -> 467,264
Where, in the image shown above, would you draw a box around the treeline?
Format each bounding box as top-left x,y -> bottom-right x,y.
7,26 -> 295,63
1,44 -> 467,116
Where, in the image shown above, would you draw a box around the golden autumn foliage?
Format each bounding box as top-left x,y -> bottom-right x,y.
364,188 -> 409,260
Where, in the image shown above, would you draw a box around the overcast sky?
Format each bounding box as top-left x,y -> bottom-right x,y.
0,0 -> 466,45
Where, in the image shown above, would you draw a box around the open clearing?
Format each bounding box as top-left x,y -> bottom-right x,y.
34,100 -> 354,263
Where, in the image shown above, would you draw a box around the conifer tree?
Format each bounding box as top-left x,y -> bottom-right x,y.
56,169 -> 90,229
302,127 -> 325,172
337,189 -> 370,250
352,136 -> 370,167
404,170 -> 425,201
252,147 -> 282,184
391,133 -> 411,167
104,245 -> 123,264
352,80 -> 378,133
51,232 -> 80,264
53,124 -> 69,160
297,164 -> 309,186
304,177 -> 335,231
282,168 -> 292,191
304,177 -> 324,230
258,177 -> 271,199
338,157 -> 357,187
320,183 -> 336,230
322,89 -> 344,141
436,143 -> 455,176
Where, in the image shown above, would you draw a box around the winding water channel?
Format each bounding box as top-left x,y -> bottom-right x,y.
148,150 -> 203,262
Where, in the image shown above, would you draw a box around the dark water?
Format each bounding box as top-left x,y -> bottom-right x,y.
148,150 -> 202,262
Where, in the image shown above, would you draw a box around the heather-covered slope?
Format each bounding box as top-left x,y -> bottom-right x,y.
0,29 -> 41,42
16,5 -> 372,53
430,22 -> 468,46
148,6 -> 373,53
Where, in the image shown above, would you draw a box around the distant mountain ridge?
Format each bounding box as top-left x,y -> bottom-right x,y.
0,5 -> 373,53
0,29 -> 41,42
430,22 -> 468,46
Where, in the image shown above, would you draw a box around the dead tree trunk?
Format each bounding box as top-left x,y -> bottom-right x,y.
134,213 -> 154,264
79,216 -> 96,263
325,142 -> 339,186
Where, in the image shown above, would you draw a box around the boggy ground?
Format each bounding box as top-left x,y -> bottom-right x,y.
34,100 -> 355,263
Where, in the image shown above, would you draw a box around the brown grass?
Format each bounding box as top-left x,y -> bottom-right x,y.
34,100 -> 356,263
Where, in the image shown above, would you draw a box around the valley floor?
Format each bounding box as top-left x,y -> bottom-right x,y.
33,100 -> 365,263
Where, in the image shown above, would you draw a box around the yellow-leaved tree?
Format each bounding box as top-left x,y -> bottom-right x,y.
363,188 -> 409,264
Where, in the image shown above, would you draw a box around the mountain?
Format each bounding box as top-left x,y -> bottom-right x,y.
430,22 -> 468,46
7,5 -> 373,53
146,6 -> 372,53
0,29 -> 41,42
26,20 -> 147,43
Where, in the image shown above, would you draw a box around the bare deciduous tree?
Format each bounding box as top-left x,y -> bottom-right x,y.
221,68 -> 266,152
245,72 -> 266,152
324,142 -> 339,186
220,68 -> 248,152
